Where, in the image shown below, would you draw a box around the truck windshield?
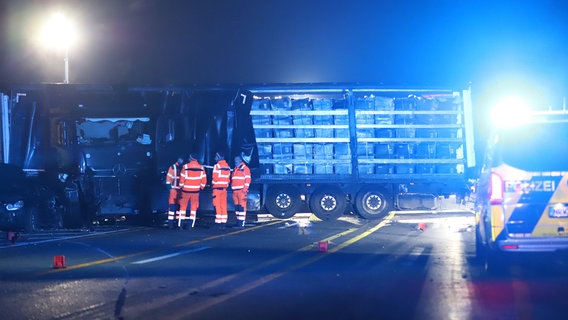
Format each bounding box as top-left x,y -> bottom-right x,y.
76,118 -> 152,145
495,121 -> 568,172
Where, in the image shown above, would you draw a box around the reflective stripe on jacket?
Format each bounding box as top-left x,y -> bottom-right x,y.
180,160 -> 207,192
212,160 -> 231,189
166,163 -> 182,189
231,162 -> 251,190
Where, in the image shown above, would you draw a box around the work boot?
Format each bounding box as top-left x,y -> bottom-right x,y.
167,221 -> 174,230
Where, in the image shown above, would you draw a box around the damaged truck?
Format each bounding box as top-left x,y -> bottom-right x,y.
0,84 -> 257,230
0,83 -> 475,230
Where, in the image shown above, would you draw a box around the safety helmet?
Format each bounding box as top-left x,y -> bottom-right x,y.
241,151 -> 251,164
215,152 -> 224,162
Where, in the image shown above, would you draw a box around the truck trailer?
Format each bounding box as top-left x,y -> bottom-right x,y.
245,84 -> 476,220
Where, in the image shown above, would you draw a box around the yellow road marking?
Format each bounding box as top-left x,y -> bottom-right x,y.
173,220 -> 283,247
30,212 -> 396,318
169,212 -> 396,319
197,227 -> 360,291
31,220 -> 285,277
329,212 -> 394,253
125,226 -> 364,316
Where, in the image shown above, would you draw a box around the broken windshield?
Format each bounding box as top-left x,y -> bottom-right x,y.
76,118 -> 152,145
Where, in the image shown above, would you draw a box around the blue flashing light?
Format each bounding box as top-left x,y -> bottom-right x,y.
491,96 -> 531,128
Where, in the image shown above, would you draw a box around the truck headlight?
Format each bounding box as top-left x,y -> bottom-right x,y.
6,200 -> 24,211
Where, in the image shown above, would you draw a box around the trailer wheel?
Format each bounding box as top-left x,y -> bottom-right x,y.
354,187 -> 392,220
309,187 -> 346,221
266,185 -> 302,219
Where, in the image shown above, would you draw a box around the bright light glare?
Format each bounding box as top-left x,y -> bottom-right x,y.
489,173 -> 504,204
41,12 -> 76,50
490,96 -> 532,128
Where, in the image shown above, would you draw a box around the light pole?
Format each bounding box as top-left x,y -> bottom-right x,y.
64,45 -> 69,84
41,12 -> 75,84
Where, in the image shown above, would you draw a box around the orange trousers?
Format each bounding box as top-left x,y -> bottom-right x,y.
212,189 -> 228,224
167,188 -> 181,221
232,189 -> 248,222
169,188 -> 181,205
179,191 -> 199,221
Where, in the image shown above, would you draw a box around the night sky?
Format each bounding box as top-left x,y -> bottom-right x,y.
1,0 -> 567,102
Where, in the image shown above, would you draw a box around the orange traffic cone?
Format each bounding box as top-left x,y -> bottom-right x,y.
417,223 -> 427,231
318,241 -> 329,252
7,231 -> 18,244
53,256 -> 66,269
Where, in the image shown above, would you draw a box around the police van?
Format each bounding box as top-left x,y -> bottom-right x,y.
475,100 -> 568,273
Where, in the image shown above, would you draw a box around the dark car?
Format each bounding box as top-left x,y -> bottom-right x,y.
0,163 -> 36,232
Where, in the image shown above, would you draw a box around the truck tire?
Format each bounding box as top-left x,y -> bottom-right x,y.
63,200 -> 84,229
309,187 -> 346,221
354,187 -> 392,220
266,185 -> 302,219
21,206 -> 39,233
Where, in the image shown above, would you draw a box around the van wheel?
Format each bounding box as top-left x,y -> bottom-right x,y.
266,186 -> 301,219
309,187 -> 346,221
474,229 -> 485,264
355,187 -> 392,220
483,246 -> 509,275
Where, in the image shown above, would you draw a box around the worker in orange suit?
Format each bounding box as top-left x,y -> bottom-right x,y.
231,155 -> 251,228
179,153 -> 207,229
165,156 -> 184,229
211,152 -> 231,228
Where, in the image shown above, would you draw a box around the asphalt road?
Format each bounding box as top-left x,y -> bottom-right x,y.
1,211 -> 568,320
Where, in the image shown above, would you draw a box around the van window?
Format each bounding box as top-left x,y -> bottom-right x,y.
495,122 -> 568,172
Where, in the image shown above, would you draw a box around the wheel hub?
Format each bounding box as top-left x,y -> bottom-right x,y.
366,194 -> 382,210
275,193 -> 291,209
320,195 -> 337,212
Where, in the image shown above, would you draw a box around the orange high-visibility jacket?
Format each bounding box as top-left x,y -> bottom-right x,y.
231,161 -> 251,191
180,160 -> 207,192
166,163 -> 183,189
212,160 -> 231,189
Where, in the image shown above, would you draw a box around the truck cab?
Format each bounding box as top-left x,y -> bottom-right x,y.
1,85 -> 261,228
4,85 -> 162,226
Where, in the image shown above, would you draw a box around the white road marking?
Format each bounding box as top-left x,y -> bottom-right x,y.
0,228 -> 132,249
400,246 -> 426,267
131,247 -> 210,264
